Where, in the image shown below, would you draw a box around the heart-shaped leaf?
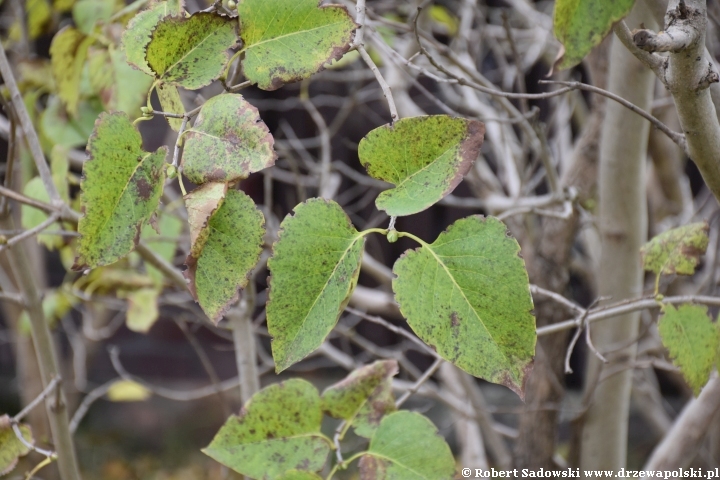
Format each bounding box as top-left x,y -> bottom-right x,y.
145,12 -> 237,89
0,416 -> 33,476
267,199 -> 364,372
50,26 -> 94,116
322,360 -> 398,438
74,112 -> 167,270
184,184 -> 265,323
359,116 -> 485,216
658,304 -> 720,395
181,94 -> 276,184
121,1 -> 184,76
203,379 -> 331,478
237,0 -> 357,90
359,411 -> 455,479
641,222 -> 709,276
392,216 -> 535,398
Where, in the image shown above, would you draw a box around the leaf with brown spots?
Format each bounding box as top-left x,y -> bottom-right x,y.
238,0 -> 358,90
359,115 -> 485,216
145,11 -> 237,89
392,216 -> 536,399
0,415 -> 33,476
74,112 -> 167,270
641,222 -> 709,276
182,94 -> 276,185
203,379 -> 331,479
322,360 -> 398,438
359,411 -> 455,479
183,184 -> 265,323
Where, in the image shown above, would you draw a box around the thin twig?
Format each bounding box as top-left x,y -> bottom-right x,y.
13,376 -> 61,423
0,212 -> 60,251
396,357 -> 443,407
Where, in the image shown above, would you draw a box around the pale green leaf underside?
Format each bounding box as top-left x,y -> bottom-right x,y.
641,222 -> 709,276
145,12 -> 237,89
392,216 -> 535,398
267,199 -> 364,372
360,411 -> 455,480
121,1 -> 184,76
358,115 -> 485,216
321,360 -> 398,438
238,0 -> 357,90
184,186 -> 265,323
203,379 -> 330,478
74,112 -> 167,270
658,304 -> 720,395
182,94 -> 276,184
553,0 -> 635,70
22,177 -> 62,249
156,83 -> 184,130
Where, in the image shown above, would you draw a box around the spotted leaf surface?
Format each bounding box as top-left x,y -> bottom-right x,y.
359,116 -> 485,216
359,411 -> 455,480
554,0 -> 635,70
238,0 -> 357,90
641,222 -> 709,276
184,184 -> 265,323
145,12 -> 237,89
74,112 -> 167,270
322,360 -> 398,438
182,94 -> 276,184
392,216 -> 535,398
203,379 -> 330,478
658,304 -> 720,395
267,199 -> 364,372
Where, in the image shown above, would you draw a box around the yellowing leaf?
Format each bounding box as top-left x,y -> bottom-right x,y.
88,48 -> 154,116
119,287 -> 160,333
72,0 -> 115,34
107,380 -> 152,401
156,83 -> 184,131
641,222 -> 709,276
0,415 -> 33,476
22,177 -> 63,249
238,0 -> 357,90
121,1 -> 184,76
50,26 -> 94,116
658,304 -> 720,395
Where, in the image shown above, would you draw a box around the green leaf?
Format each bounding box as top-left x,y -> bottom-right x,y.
140,211 -> 183,284
156,83 -> 184,131
51,145 -> 71,203
359,411 -> 455,480
145,12 -> 237,89
0,415 -> 33,476
121,1 -> 184,76
74,112 -> 168,270
553,0 -> 635,70
21,177 -> 63,249
267,199 -> 364,372
359,116 -> 485,216
322,360 -> 398,438
88,48 -> 154,116
658,304 -> 720,395
276,471 -> 324,480
641,222 -> 709,276
50,26 -> 95,116
182,94 -> 276,184
237,0 -> 357,91
72,0 -> 115,34
40,96 -> 102,149
392,216 -> 535,398
106,380 -> 152,402
119,287 -> 160,333
184,184 -> 265,323
203,379 -> 331,478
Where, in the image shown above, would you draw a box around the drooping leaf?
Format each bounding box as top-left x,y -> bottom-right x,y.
641,222 -> 709,276
184,185 -> 265,323
203,379 -> 331,478
88,48 -> 154,116
276,471 -> 324,480
119,287 -> 160,333
72,0 -> 115,34
182,94 -> 276,184
392,216 -> 535,398
553,0 -> 635,70
658,304 -> 720,395
359,411 -> 455,480
40,96 -> 102,149
145,12 -> 237,89
74,112 -> 167,270
22,177 -> 63,249
121,1 -> 184,76
50,26 -> 94,116
51,145 -> 71,203
359,116 -> 485,216
156,83 -> 184,130
322,360 -> 398,438
267,199 -> 364,372
237,0 -> 357,90
107,380 -> 152,401
0,415 -> 33,476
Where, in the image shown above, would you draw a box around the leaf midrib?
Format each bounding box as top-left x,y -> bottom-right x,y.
390,143 -> 458,191
244,21 -> 350,52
